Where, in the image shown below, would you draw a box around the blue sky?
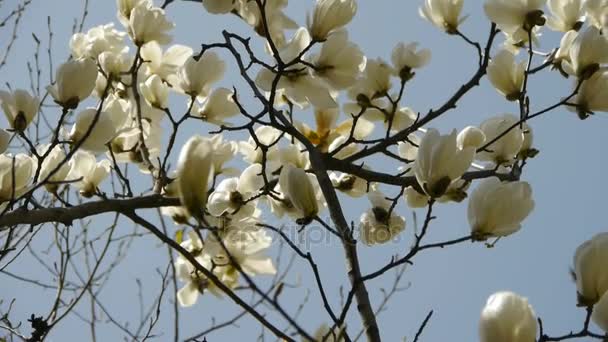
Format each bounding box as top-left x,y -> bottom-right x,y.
1,0 -> 607,341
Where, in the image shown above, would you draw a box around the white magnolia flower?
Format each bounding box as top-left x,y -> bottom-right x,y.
562,26 -> 608,78
176,53 -> 225,98
47,58 -> 98,109
308,0 -> 357,41
310,30 -> 366,90
238,126 -> 282,164
592,291 -> 608,332
237,0 -> 298,49
360,190 -> 406,245
202,0 -> 235,14
200,135 -> 238,176
69,23 -> 126,59
37,144 -> 70,193
207,164 -> 263,218
69,108 -> 117,153
279,164 -> 319,221
140,74 -> 169,109
413,128 -> 475,198
583,0 -> 608,30
191,87 -> 239,125
457,126 -> 486,149
477,114 -> 524,164
0,89 -> 39,132
546,0 -> 584,32
177,136 -> 214,220
67,151 -> 111,197
487,49 -> 526,101
568,68 -> 608,119
484,0 -> 547,35
468,177 -> 535,240
330,172 -> 367,197
255,28 -> 337,109
572,232 -> 608,305
419,0 -> 467,33
0,153 -> 34,202
397,134 -> 420,162
128,1 -> 174,46
553,30 -> 578,73
0,130 -> 10,154
278,143 -> 310,169
348,57 -> 393,102
140,42 -> 193,82
391,42 -> 431,80
365,106 -> 417,133
479,291 -> 537,342
117,0 -> 153,27
296,107 -> 374,152
98,50 -> 132,79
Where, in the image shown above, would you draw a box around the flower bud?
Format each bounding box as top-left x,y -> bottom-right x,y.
140,74 -> 169,109
128,1 -> 173,46
572,232 -> 608,306
279,164 -> 319,221
457,126 -> 486,149
479,291 -> 537,342
0,153 -> 34,202
309,0 -> 357,41
177,136 -> 214,220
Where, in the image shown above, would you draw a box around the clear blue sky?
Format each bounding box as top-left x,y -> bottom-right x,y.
1,0 -> 607,341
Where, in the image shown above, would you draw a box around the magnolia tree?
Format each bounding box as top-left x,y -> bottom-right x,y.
1,0 -> 608,341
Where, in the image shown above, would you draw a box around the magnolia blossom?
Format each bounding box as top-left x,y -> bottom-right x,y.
296,107 -> 373,152
239,126 -> 282,164
0,89 -> 39,132
391,42 -> 431,80
0,130 -> 10,154
207,164 -> 263,218
177,136 -> 214,220
568,68 -> 608,119
202,0 -> 235,14
69,108 -> 117,153
176,53 -> 225,98
37,144 -> 70,193
236,0 -> 298,49
592,291 -> 608,332
413,128 -> 475,198
140,74 -> 169,109
479,291 -> 537,342
484,0 -> 547,35
468,177 -> 534,240
0,153 -> 34,202
69,23 -> 126,59
279,164 -> 319,221
128,1 -> 173,46
66,151 -> 111,197
98,50 -> 131,79
583,0 -> 608,30
477,114 -> 524,164
572,233 -> 608,306
191,87 -> 240,125
562,26 -> 608,78
348,57 -> 393,102
310,30 -> 366,90
487,49 -> 526,101
546,0 -> 584,32
330,172 -> 367,197
48,58 -> 98,109
308,0 -> 357,41
117,0 -> 152,27
140,42 -> 193,82
554,30 -> 577,72
176,227 -> 276,307
278,143 -> 310,169
419,0 -> 467,33
255,28 -> 337,109
360,190 -> 406,245
457,126 -> 486,149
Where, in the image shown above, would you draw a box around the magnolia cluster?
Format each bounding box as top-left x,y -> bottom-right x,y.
422,0 -> 608,119
477,233 -> 608,340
